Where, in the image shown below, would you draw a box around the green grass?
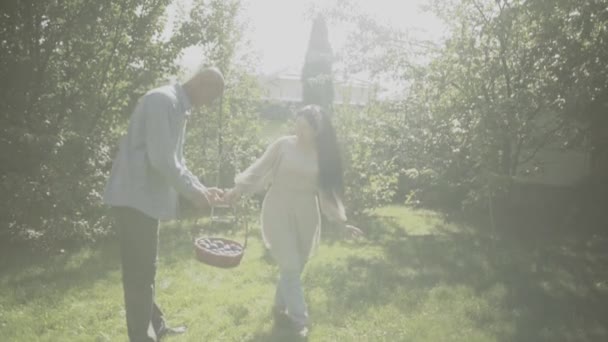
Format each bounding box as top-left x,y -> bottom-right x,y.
2,206 -> 608,341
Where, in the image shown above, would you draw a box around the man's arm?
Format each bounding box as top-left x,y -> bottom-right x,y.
181,156 -> 207,190
143,93 -> 217,208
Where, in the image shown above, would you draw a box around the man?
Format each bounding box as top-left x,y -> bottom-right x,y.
103,68 -> 225,341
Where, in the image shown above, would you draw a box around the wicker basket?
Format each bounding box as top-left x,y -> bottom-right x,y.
193,205 -> 248,269
194,236 -> 245,268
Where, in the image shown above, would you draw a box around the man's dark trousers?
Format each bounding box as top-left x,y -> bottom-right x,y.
113,206 -> 168,342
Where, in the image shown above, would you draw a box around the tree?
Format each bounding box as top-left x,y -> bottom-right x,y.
301,15 -> 334,110
0,0 -> 250,247
329,0 -> 608,213
524,0 -> 608,194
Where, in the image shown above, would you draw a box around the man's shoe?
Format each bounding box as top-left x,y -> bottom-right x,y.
158,325 -> 187,339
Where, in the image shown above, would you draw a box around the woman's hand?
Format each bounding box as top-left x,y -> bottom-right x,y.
344,224 -> 364,239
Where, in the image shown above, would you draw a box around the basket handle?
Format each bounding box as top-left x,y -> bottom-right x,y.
241,210 -> 249,249
200,203 -> 249,249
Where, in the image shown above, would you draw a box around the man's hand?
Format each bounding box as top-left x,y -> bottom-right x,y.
204,187 -> 225,206
222,187 -> 242,205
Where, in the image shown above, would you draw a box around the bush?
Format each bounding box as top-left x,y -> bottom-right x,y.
334,103 -> 402,216
0,0 -> 248,248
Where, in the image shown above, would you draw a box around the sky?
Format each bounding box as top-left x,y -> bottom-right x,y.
173,0 -> 445,77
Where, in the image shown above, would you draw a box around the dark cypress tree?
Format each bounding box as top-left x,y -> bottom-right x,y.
301,15 -> 334,110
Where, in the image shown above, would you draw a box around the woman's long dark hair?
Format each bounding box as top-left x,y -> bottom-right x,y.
297,105 -> 344,202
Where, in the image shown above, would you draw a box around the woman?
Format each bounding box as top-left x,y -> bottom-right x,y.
224,105 -> 362,337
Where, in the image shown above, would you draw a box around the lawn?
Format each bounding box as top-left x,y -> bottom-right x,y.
1,206 -> 608,341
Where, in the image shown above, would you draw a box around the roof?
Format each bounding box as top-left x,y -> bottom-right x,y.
259,66 -> 374,88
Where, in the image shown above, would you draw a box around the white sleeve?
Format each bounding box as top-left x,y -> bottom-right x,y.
234,137 -> 286,194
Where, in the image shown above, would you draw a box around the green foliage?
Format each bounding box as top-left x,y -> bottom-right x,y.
334,103 -> 402,215
184,69 -> 264,189
335,0 -> 608,212
0,0 -> 254,247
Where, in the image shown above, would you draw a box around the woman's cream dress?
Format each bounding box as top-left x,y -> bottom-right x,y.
234,136 -> 347,271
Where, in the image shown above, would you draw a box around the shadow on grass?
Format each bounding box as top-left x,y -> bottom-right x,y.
0,220 -> 238,304
245,323 -> 307,342
314,213 -> 608,342
0,239 -> 121,301
3,210 -> 608,341
0,240 -> 120,289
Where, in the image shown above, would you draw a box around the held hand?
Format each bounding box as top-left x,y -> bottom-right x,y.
203,187 -> 224,207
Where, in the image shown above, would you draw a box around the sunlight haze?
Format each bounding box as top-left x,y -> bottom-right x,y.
176,0 -> 445,76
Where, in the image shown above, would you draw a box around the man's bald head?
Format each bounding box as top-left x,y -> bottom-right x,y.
183,67 -> 225,108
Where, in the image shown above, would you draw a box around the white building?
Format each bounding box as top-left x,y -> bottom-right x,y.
258,67 -> 375,106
